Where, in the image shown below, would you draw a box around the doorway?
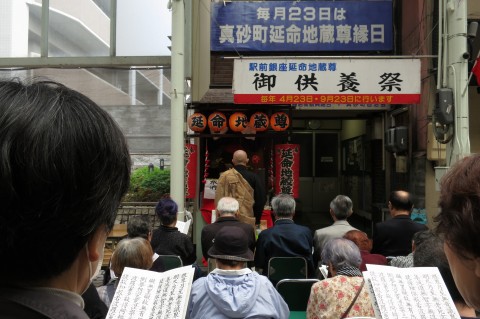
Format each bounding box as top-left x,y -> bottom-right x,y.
290,132 -> 340,230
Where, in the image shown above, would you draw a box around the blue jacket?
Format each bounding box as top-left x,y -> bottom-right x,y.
187,268 -> 289,319
254,219 -> 314,277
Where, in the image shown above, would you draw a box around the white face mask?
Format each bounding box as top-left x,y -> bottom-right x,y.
89,244 -> 104,281
83,243 -> 105,294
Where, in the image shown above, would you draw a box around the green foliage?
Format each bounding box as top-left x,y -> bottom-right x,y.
125,166 -> 170,202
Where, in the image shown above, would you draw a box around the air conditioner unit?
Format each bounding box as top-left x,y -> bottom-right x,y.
385,126 -> 408,153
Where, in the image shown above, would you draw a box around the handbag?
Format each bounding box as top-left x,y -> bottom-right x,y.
340,278 -> 366,319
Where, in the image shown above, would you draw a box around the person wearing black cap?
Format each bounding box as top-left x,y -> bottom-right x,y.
201,197 -> 256,262
187,226 -> 289,319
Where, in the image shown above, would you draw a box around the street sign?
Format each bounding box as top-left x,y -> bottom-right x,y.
211,1 -> 393,52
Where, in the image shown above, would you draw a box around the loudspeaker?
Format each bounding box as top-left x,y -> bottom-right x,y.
385,126 -> 408,153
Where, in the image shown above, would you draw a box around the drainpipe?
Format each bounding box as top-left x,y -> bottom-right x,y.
445,0 -> 470,165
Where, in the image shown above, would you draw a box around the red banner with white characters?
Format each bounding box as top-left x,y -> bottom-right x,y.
275,144 -> 300,198
185,144 -> 197,199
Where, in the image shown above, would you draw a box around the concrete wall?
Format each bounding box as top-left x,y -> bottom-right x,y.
103,103 -> 171,154
0,0 -> 29,57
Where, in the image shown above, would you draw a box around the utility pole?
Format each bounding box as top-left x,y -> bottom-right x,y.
444,0 -> 470,165
170,0 -> 186,218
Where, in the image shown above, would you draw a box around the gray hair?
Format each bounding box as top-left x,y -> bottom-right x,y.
412,230 -> 434,247
413,232 -> 466,304
111,237 -> 153,277
413,232 -> 445,267
321,238 -> 362,269
330,195 -> 353,220
216,197 -> 239,216
127,215 -> 152,240
271,194 -> 296,218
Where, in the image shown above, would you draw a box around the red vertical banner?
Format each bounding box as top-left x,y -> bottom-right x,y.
185,144 -> 197,199
275,144 -> 300,198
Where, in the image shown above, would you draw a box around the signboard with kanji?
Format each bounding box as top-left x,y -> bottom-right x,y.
275,144 -> 300,198
233,58 -> 421,105
211,1 -> 393,52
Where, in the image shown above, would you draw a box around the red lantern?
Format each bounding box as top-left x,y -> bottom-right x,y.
229,112 -> 248,132
187,113 -> 207,132
208,112 -> 227,133
270,112 -> 290,131
250,112 -> 269,131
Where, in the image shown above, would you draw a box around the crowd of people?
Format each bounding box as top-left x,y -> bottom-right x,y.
1,78 -> 479,319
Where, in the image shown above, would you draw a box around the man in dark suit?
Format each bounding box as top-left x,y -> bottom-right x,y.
254,194 -> 314,277
201,197 -> 256,261
372,190 -> 428,257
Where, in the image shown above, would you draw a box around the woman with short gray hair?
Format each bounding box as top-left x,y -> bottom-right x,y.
321,237 -> 362,277
97,237 -> 153,307
307,238 -> 374,319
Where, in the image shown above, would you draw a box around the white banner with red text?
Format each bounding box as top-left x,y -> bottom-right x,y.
233,58 -> 420,105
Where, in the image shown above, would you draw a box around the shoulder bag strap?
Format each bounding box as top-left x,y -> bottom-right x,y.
340,278 -> 365,319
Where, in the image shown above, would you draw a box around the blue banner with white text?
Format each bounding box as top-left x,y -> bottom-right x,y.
211,1 -> 393,52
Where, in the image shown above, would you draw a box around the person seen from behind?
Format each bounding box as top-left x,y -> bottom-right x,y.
97,237 -> 153,307
435,153 -> 480,311
343,229 -> 387,271
306,238 -> 374,319
187,226 -> 289,318
201,197 -> 256,267
254,193 -> 314,278
389,229 -> 432,268
0,78 -> 131,318
413,231 -> 477,319
372,190 -> 428,257
313,195 -> 358,264
104,215 -> 163,285
150,198 -> 196,266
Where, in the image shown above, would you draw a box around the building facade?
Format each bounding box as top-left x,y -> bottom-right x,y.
190,0 -> 480,248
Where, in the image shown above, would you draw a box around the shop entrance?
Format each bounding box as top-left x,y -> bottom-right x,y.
290,132 -> 340,229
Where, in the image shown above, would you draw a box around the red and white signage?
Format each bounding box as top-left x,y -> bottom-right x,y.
185,144 -> 197,199
275,144 -> 300,198
233,58 -> 421,105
